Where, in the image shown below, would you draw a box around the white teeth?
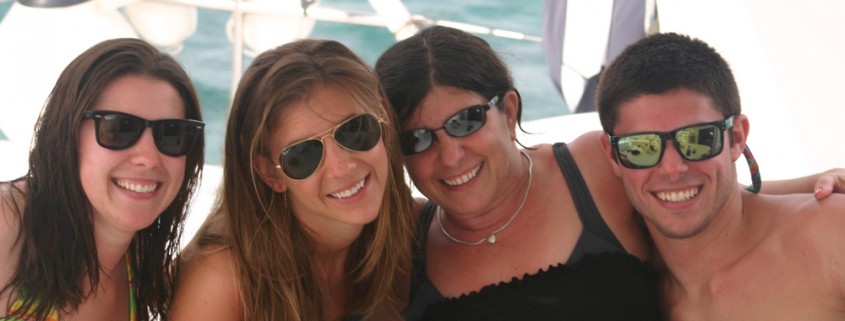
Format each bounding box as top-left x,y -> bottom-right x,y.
330,178 -> 366,199
116,180 -> 157,193
443,164 -> 481,187
656,187 -> 700,202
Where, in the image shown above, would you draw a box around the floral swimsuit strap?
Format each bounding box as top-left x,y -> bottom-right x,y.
4,254 -> 137,321
126,253 -> 137,321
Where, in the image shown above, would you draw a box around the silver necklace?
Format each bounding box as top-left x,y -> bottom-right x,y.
437,150 -> 533,245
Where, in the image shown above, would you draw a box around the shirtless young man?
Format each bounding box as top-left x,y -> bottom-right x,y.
596,32 -> 845,320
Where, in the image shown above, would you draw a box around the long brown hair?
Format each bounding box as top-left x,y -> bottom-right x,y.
1,38 -> 204,321
195,39 -> 414,321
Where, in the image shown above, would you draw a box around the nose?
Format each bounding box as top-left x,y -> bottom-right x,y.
129,128 -> 161,167
655,141 -> 688,181
432,130 -> 464,168
322,136 -> 356,178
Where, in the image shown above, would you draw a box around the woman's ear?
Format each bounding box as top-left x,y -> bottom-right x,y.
254,155 -> 288,193
502,90 -> 520,140
728,114 -> 750,162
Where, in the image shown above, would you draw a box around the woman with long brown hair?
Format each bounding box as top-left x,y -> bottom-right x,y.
171,39 -> 414,321
0,38 -> 205,321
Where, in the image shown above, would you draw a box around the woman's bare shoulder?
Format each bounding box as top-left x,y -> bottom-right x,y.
0,180 -> 25,221
171,244 -> 242,321
1,180 -> 26,247
1,180 -> 27,304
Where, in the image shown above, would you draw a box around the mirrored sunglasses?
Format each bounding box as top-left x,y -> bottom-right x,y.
82,110 -> 205,157
399,95 -> 499,155
609,116 -> 734,169
275,113 -> 382,180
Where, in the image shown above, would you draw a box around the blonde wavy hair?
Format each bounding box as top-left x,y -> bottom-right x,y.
193,39 -> 414,320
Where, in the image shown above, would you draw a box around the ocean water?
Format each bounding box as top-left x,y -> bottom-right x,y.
0,0 -> 567,164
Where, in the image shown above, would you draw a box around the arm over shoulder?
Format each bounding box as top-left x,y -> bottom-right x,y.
566,131 -> 651,261
760,168 -> 845,198
170,246 -> 242,321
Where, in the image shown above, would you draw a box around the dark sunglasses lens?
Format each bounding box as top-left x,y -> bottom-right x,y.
280,140 -> 324,180
279,115 -> 380,179
616,134 -> 662,168
444,106 -> 486,137
97,114 -> 144,149
400,129 -> 434,155
335,114 -> 382,152
153,121 -> 201,156
675,124 -> 723,161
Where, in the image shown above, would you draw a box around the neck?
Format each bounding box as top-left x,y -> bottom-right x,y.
314,243 -> 350,267
315,251 -> 350,321
311,227 -> 355,285
92,224 -> 134,276
439,149 -> 533,245
654,188 -> 761,290
307,223 -> 361,257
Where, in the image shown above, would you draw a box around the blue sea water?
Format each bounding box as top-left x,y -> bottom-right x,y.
0,0 -> 568,164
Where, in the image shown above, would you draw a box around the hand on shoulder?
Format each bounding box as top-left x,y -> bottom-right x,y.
813,168 -> 845,199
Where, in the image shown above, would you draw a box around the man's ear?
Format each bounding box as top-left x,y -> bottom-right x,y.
728,114 -> 750,162
254,155 -> 288,193
599,132 -> 623,177
502,90 -> 520,141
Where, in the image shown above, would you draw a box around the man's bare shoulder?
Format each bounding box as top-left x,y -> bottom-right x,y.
800,193 -> 845,310
754,192 -> 845,243
768,193 -> 845,306
748,192 -> 844,222
795,193 -> 845,254
776,193 -> 845,232
807,193 -> 845,217
683,193 -> 845,319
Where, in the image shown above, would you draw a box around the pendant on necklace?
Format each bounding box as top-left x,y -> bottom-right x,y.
486,234 -> 497,244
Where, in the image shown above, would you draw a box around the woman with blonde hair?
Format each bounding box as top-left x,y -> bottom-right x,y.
171,39 -> 414,321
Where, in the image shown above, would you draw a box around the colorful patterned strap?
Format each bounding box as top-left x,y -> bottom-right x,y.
743,146 -> 761,193
126,253 -> 137,321
3,289 -> 59,321
3,254 -> 137,321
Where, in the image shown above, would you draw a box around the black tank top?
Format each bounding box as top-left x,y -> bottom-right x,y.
402,143 -> 660,321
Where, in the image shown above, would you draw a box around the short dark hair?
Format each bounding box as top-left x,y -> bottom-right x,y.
596,32 -> 740,134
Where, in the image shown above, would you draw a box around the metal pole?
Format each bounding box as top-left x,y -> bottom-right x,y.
230,0 -> 244,102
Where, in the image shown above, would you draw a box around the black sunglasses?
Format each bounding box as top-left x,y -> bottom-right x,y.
82,110 -> 205,157
399,94 -> 499,155
275,113 -> 383,180
608,116 -> 734,169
